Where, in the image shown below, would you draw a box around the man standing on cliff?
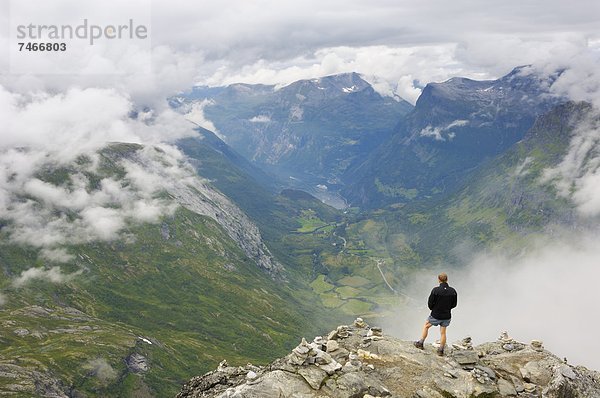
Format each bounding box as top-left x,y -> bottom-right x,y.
414,272 -> 458,356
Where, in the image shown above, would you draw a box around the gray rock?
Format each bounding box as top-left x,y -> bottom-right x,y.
221,370 -> 310,398
503,343 -> 515,351
297,366 -> 327,390
530,339 -> 544,352
523,382 -> 537,393
333,372 -> 390,397
319,360 -> 342,375
125,353 -> 148,373
13,329 -> 30,337
510,375 -> 524,393
451,350 -> 478,366
522,360 -> 551,385
497,378 -> 517,396
326,340 -> 340,353
416,387 -> 445,398
474,365 -> 495,380
471,382 -> 498,397
560,364 -> 577,380
353,318 -> 367,328
177,324 -> 600,398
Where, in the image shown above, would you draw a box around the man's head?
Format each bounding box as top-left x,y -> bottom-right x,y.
438,272 -> 448,283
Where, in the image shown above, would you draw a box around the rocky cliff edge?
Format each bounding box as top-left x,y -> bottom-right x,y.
177,318 -> 600,398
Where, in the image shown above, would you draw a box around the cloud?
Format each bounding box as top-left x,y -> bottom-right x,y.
2,1 -> 599,107
419,120 -> 468,141
0,144 -> 183,259
83,358 -> 118,383
384,232 -> 600,371
40,248 -> 75,262
541,110 -> 600,216
183,99 -> 222,136
249,115 -> 271,123
0,86 -> 195,160
12,266 -> 83,288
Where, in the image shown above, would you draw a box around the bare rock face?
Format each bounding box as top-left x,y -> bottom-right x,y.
177,319 -> 600,398
128,146 -> 284,277
0,360 -> 69,397
125,353 -> 149,374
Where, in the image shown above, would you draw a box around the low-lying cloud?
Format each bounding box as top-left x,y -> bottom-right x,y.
12,266 -> 83,288
385,232 -> 600,371
542,109 -> 600,216
0,86 -> 194,160
418,120 -> 468,141
84,358 -> 118,383
0,144 -> 192,261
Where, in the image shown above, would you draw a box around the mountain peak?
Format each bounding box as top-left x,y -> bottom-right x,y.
280,72 -> 371,96
177,319 -> 600,397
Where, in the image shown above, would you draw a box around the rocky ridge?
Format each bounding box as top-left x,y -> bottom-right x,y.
117,144 -> 284,276
177,318 -> 600,398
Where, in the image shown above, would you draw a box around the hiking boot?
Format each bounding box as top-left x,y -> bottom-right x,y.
436,347 -> 444,356
414,341 -> 424,350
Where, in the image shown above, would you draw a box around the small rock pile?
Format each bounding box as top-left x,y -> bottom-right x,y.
498,330 -> 525,352
287,337 -> 343,375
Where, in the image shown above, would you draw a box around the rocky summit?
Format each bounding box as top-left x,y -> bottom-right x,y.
177,318 -> 600,398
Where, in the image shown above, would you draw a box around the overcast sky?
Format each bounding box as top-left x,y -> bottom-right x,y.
1,0 -> 600,103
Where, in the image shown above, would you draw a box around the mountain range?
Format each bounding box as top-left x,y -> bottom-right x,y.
1,66 -> 598,396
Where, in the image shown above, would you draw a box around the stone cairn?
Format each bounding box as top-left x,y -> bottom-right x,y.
286,318 -> 386,375
288,336 -> 342,374
530,339 -> 544,352
451,336 -> 473,351
498,330 -> 525,352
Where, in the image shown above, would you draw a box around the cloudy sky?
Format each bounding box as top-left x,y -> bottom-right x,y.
1,0 -> 600,104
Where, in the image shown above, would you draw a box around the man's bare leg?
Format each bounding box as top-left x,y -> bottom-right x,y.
414,321 -> 432,349
439,326 -> 447,352
421,321 -> 432,341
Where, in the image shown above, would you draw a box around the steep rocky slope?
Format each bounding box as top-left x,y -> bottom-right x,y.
344,67 -> 564,207
178,319 -> 600,398
173,73 -> 412,188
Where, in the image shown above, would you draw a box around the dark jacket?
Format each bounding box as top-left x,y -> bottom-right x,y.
428,282 -> 457,320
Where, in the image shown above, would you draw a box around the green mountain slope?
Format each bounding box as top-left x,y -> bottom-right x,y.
0,143 -> 335,397
177,130 -> 409,318
340,102 -> 594,270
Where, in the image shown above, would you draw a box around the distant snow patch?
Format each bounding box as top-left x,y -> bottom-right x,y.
316,184 -> 328,190
139,337 -> 153,345
342,85 -> 358,93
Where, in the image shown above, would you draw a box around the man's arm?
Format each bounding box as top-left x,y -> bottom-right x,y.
451,290 -> 457,309
427,288 -> 436,310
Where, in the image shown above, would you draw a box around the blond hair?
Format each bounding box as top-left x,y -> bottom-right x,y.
438,272 -> 448,283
